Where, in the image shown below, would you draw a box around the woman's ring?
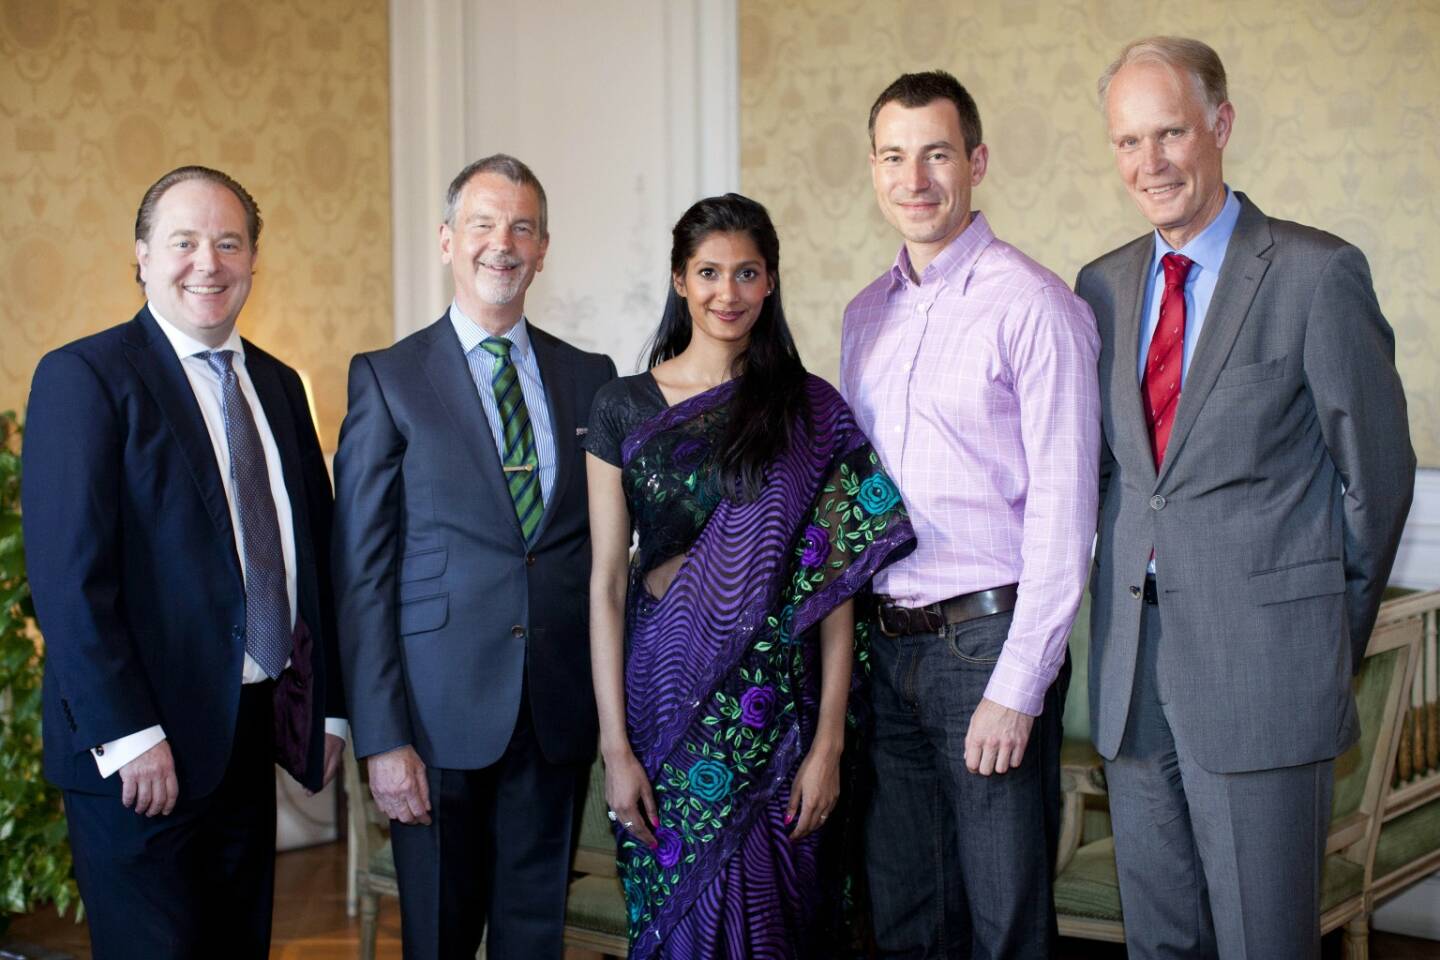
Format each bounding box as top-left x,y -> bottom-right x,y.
606,810 -> 618,822
622,820 -> 635,829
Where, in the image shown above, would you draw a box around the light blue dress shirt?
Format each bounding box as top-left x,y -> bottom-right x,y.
450,304 -> 558,507
1136,187 -> 1243,384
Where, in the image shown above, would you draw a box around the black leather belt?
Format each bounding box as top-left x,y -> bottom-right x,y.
1143,575 -> 1159,605
876,584 -> 1019,637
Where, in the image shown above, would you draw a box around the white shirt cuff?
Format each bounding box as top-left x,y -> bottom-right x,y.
324,717 -> 349,742
93,725 -> 167,779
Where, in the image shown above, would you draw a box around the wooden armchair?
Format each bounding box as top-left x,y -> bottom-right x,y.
1369,590 -> 1440,915
1052,597 -> 1423,958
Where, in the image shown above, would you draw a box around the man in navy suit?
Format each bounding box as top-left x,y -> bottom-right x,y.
333,154 -> 615,958
22,166 -> 347,959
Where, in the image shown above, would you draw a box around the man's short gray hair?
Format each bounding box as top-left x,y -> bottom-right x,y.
443,153 -> 548,237
1098,36 -> 1229,126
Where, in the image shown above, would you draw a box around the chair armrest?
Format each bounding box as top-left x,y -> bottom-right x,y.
1060,736 -> 1107,797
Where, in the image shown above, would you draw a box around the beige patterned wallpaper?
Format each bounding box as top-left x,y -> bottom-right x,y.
740,0 -> 1439,466
0,0 -> 392,450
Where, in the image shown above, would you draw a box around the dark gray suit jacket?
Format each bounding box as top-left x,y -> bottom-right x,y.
332,316 -> 616,769
1076,194 -> 1414,774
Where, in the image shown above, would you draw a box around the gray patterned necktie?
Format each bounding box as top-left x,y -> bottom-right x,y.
202,349 -> 291,679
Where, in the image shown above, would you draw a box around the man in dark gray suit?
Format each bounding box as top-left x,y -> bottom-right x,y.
333,154 -> 616,959
1075,37 -> 1414,959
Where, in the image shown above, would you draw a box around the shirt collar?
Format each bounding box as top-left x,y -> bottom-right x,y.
449,302 -> 532,361
1150,186 -> 1241,279
149,302 -> 245,362
887,211 -> 994,293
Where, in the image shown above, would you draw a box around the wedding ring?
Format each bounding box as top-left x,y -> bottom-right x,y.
606,810 -> 618,822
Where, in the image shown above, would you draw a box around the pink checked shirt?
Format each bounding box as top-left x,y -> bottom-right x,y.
840,213 -> 1100,716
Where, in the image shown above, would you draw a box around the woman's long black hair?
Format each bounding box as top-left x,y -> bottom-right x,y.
644,193 -> 808,502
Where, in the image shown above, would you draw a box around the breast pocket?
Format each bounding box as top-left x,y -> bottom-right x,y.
1214,355 -> 1286,389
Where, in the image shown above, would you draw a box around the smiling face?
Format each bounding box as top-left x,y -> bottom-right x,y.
1106,59 -> 1233,249
870,98 -> 988,274
440,171 -> 549,330
135,178 -> 255,346
672,230 -> 774,352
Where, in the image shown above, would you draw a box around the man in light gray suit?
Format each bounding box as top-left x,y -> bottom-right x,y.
1076,36 -> 1414,959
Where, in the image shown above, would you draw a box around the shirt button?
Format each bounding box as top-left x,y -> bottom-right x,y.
1150,495 -> 1166,511
511,625 -> 525,639
1129,585 -> 1142,600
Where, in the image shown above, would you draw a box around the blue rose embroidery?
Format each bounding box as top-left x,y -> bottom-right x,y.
687,758 -> 734,802
856,473 -> 901,515
777,604 -> 796,643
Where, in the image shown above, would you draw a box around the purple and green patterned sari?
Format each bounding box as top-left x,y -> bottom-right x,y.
615,373 -> 914,959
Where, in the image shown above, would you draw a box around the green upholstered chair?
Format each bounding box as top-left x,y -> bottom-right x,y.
563,755 -> 628,957
1369,589 -> 1440,909
1052,594 -> 1421,960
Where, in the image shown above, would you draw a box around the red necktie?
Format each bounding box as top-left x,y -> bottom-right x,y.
1143,253 -> 1194,468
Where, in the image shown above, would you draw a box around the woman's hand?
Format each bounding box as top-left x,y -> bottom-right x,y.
604,747 -> 660,849
785,739 -> 841,841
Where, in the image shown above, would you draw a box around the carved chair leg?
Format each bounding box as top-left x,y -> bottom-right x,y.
1343,915 -> 1370,960
360,888 -> 380,960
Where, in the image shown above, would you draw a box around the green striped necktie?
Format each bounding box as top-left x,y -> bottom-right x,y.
479,337 -> 544,541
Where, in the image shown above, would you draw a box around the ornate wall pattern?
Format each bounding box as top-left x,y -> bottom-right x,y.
739,0 -> 1439,466
0,0 -> 392,449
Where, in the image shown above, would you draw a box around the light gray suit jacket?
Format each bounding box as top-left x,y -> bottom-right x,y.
1076,194 -> 1414,774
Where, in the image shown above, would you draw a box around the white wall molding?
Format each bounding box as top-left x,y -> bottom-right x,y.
1393,467 -> 1440,590
388,0 -> 740,359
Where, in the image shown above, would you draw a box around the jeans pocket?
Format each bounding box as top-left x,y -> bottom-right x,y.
943,612 -> 1008,664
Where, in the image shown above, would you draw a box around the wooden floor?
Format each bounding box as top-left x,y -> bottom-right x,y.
5,840 -> 1438,958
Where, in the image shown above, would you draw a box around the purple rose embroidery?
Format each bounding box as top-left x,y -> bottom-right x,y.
654,826 -> 683,868
672,436 -> 708,471
739,685 -> 777,728
798,524 -> 829,568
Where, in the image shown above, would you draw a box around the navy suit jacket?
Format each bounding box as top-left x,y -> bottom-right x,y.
332,316 -> 616,769
22,306 -> 344,797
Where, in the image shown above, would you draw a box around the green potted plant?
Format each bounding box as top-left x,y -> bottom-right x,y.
0,410 -> 80,935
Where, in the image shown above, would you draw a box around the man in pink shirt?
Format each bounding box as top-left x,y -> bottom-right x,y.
841,71 -> 1100,958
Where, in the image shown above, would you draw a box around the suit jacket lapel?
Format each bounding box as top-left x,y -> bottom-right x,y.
1156,196 -> 1273,487
527,326 -> 574,545
420,317 -> 526,541
1111,238 -> 1158,487
123,309 -> 240,568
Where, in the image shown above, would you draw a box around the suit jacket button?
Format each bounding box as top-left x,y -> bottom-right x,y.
93,745 -> 105,756
526,553 -> 536,567
511,625 -> 525,639
1129,585 -> 1142,599
1150,495 -> 1166,510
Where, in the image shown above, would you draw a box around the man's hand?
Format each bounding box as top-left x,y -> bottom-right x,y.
310,733 -> 346,794
119,740 -> 179,816
964,697 -> 1034,776
367,744 -> 431,825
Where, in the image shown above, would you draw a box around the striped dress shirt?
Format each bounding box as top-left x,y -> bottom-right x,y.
450,305 -> 558,507
840,213 -> 1101,716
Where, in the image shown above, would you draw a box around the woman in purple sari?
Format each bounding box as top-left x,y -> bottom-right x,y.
584,194 -> 914,959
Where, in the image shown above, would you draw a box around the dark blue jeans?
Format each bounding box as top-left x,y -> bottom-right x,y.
864,609 -> 1068,960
